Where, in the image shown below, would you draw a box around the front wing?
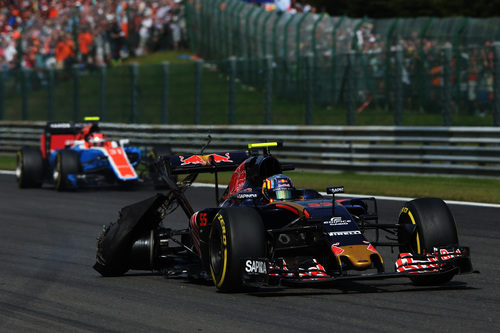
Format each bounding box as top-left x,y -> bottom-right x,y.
241,247 -> 474,287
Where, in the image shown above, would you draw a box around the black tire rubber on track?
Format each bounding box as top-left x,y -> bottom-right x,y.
209,207 -> 266,292
17,147 -> 44,188
54,150 -> 80,191
398,197 -> 459,285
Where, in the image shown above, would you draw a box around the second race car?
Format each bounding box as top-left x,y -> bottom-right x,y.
16,118 -> 170,190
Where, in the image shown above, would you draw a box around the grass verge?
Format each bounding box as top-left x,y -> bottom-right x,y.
194,171 -> 500,204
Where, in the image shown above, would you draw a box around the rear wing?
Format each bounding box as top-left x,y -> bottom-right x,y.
157,142 -> 290,207
44,120 -> 100,135
41,118 -> 101,158
163,152 -> 249,175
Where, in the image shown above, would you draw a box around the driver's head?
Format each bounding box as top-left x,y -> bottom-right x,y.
262,174 -> 294,202
87,134 -> 104,146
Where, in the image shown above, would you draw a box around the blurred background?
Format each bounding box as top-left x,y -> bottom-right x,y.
1,0 -> 500,126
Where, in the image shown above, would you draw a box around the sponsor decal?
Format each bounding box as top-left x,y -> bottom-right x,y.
366,243 -> 378,253
307,202 -> 333,207
211,153 -> 233,163
49,123 -> 71,128
179,155 -> 206,166
245,260 -> 267,274
217,214 -> 227,246
236,193 -> 259,199
324,216 -> 351,226
179,153 -> 233,166
331,243 -> 344,256
328,230 -> 361,236
327,186 -> 345,194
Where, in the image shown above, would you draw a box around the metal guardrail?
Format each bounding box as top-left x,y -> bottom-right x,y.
1,121 -> 500,177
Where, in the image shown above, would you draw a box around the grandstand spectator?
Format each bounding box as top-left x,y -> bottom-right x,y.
78,27 -> 93,66
54,33 -> 75,70
0,0 -> 187,72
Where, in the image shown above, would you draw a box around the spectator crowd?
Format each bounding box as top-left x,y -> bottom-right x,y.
0,0 -> 186,74
1,0 -> 495,116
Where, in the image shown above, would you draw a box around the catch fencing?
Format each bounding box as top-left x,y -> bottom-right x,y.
2,121 -> 500,177
186,0 -> 500,126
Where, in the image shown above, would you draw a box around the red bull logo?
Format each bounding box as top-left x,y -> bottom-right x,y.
179,153 -> 233,166
210,153 -> 233,163
331,243 -> 344,256
179,155 -> 206,166
363,241 -> 379,254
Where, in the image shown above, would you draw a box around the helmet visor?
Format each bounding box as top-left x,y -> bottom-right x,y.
274,189 -> 292,200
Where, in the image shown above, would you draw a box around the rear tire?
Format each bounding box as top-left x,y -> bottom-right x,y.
54,150 -> 80,191
16,147 -> 44,188
398,197 -> 459,285
209,208 -> 266,292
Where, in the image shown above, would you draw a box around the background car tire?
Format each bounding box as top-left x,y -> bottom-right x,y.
54,150 -> 80,191
398,197 -> 459,285
209,207 -> 266,292
16,147 -> 44,188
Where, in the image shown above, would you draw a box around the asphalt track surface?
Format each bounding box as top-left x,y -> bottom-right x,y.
1,173 -> 499,332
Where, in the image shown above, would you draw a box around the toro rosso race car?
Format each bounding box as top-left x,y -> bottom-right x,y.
93,142 -> 474,291
16,118 -> 168,190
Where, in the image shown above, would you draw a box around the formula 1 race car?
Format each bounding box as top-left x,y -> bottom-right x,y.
93,142 -> 474,291
16,118 -> 169,190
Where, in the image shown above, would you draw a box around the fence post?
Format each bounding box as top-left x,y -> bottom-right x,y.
0,69 -> 3,120
161,61 -> 170,124
130,62 -> 139,123
346,52 -> 356,125
493,42 -> 500,126
331,16 -> 345,106
228,57 -> 236,124
261,10 -> 274,57
99,65 -> 106,121
227,0 -> 240,57
252,9 -> 266,84
245,6 -> 257,58
72,64 -> 80,121
442,45 -> 452,126
48,68 -> 54,121
21,68 -> 29,121
265,56 -> 273,124
305,53 -> 314,125
394,46 -> 403,125
194,59 -> 203,124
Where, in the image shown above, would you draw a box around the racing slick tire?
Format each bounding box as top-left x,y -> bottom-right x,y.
16,147 -> 44,188
54,150 -> 80,191
208,207 -> 266,292
398,197 -> 459,285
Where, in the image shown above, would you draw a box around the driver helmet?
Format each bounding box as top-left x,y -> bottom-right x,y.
262,174 -> 295,202
87,134 -> 105,147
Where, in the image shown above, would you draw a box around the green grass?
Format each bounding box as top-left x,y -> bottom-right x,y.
3,154 -> 498,203
0,155 -> 16,170
193,171 -> 500,204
